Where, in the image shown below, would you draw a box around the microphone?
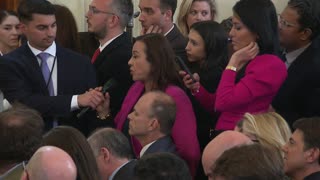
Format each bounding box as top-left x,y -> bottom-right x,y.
77,78 -> 117,119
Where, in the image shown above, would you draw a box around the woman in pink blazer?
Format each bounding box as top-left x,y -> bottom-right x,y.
181,0 -> 287,131
97,33 -> 200,176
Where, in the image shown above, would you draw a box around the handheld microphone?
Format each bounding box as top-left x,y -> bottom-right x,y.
77,78 -> 117,119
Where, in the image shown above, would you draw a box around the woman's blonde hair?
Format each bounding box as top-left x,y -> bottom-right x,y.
177,0 -> 216,37
239,112 -> 291,154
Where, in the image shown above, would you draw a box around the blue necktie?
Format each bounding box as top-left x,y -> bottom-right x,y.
38,53 -> 54,96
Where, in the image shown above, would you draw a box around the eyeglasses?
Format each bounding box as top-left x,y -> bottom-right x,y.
278,14 -> 297,28
88,6 -> 115,16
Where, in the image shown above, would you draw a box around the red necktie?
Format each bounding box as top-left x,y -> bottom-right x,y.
91,48 -> 101,64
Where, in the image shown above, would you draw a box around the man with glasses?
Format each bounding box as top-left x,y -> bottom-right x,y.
272,0 -> 320,128
85,0 -> 133,125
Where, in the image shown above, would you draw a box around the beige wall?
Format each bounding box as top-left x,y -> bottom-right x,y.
49,0 -> 288,36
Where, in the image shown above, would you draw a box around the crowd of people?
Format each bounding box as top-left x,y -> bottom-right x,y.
0,0 -> 320,179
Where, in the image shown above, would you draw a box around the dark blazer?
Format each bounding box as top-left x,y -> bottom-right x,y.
143,135 -> 177,156
93,32 -> 133,118
166,24 -> 188,62
0,43 -> 96,134
304,171 -> 320,180
272,38 -> 320,127
112,159 -> 137,180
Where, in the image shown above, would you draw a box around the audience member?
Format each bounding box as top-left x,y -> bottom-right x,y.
212,144 -> 286,180
88,128 -> 136,180
272,0 -> 320,127
182,0 -> 287,131
177,0 -> 216,37
236,112 -> 291,155
182,20 -> 228,149
97,33 -> 200,176
201,131 -> 252,179
53,4 -> 80,52
283,117 -> 320,180
138,0 -> 187,60
0,10 -> 20,55
0,105 -> 43,178
20,146 -> 77,180
128,91 -> 177,157
85,0 -> 134,124
42,126 -> 100,180
134,152 -> 192,180
0,0 -> 103,134
0,10 -> 21,112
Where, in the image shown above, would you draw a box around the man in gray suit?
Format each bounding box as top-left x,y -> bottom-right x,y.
88,128 -> 136,180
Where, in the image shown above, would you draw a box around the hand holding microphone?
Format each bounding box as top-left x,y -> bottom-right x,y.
77,78 -> 117,118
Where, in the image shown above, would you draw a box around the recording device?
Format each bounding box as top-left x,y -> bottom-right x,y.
127,11 -> 141,28
175,56 -> 196,83
76,78 -> 117,119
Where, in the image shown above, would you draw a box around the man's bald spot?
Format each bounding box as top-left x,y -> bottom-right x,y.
202,131 -> 253,174
26,146 -> 77,180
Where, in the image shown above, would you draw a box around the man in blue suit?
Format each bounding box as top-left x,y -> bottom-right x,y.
0,0 -> 104,134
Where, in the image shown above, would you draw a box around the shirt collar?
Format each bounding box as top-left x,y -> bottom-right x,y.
285,43 -> 311,65
108,160 -> 131,180
164,24 -> 175,36
27,41 -> 56,57
140,140 -> 156,157
99,32 -> 123,52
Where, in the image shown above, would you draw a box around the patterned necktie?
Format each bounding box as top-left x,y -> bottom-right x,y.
91,48 -> 100,64
38,53 -> 54,96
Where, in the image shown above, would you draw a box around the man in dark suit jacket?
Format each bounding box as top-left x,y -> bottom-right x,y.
272,0 -> 320,127
86,0 -> 134,124
0,0 -> 104,134
88,128 -> 136,180
138,0 -> 187,60
127,91 -> 177,157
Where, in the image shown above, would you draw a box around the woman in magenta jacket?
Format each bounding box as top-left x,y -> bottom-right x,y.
181,0 -> 287,131
97,33 -> 200,176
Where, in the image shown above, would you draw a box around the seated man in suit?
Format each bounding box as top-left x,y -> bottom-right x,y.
0,105 -> 43,179
138,0 -> 187,60
88,128 -> 136,180
85,0 -> 134,123
272,0 -> 320,127
20,146 -> 77,180
0,0 -> 104,134
283,117 -> 320,180
127,91 -> 177,157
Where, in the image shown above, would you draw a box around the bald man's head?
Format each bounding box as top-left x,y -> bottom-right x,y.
21,146 -> 77,180
202,131 -> 252,177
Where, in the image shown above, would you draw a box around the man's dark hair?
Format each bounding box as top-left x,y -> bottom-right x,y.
88,128 -> 133,159
134,152 -> 191,180
147,91 -> 176,135
0,104 -> 44,162
111,0 -> 134,28
160,0 -> 177,17
18,0 -> 55,22
288,0 -> 320,40
212,144 -> 286,180
293,117 -> 320,164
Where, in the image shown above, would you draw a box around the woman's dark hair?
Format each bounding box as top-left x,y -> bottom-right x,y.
190,21 -> 229,72
233,0 -> 280,55
0,10 -> 18,24
53,4 -> 80,52
135,33 -> 182,91
42,126 -> 100,180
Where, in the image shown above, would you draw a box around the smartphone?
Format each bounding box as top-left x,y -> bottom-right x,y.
175,56 -> 196,83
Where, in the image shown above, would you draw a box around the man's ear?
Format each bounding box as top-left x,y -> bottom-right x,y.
164,9 -> 173,22
100,147 -> 111,162
148,118 -> 159,131
300,28 -> 312,41
306,147 -> 320,163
